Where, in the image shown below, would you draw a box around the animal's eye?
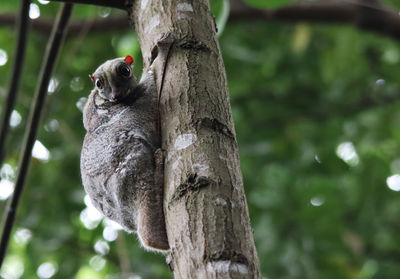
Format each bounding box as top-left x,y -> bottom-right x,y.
95,78 -> 104,89
117,64 -> 131,78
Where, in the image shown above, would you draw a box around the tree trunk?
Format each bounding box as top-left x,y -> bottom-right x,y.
129,0 -> 261,278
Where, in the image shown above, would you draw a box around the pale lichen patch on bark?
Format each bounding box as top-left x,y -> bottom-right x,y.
174,133 -> 197,150
144,16 -> 160,34
171,157 -> 181,170
177,3 -> 193,12
215,197 -> 227,206
206,261 -> 249,275
140,0 -> 149,10
192,163 -> 210,176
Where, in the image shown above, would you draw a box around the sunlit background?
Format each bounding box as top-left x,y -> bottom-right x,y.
1,0 -> 400,278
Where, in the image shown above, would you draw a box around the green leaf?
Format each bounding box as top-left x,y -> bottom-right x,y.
210,0 -> 230,36
244,0 -> 294,9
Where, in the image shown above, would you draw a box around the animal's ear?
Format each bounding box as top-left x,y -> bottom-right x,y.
124,55 -> 134,65
89,74 -> 94,83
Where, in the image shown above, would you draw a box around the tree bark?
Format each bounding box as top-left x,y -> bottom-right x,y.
129,0 -> 261,278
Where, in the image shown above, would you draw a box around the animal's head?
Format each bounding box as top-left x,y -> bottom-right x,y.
89,55 -> 137,102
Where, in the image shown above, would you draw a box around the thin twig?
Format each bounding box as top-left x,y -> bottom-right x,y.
47,0 -> 125,9
0,3 -> 74,267
116,232 -> 133,275
228,0 -> 400,41
0,13 -> 130,36
0,0 -> 31,172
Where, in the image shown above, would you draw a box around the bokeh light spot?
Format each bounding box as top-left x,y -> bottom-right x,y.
386,174 -> 400,191
0,49 -> 8,66
29,3 -> 40,19
37,262 -> 57,279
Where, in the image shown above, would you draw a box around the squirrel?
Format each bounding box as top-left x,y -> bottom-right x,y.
80,55 -> 169,252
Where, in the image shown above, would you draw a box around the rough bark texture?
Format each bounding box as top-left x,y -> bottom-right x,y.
129,0 -> 261,278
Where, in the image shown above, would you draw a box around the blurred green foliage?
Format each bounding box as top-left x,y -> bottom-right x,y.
1,0 -> 400,278
244,0 -> 294,9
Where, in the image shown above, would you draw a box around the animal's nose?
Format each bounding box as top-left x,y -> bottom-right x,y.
110,89 -> 119,101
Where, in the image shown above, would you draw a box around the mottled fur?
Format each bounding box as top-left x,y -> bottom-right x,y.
81,58 -> 169,251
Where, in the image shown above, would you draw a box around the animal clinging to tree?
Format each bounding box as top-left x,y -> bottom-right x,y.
80,55 -> 169,251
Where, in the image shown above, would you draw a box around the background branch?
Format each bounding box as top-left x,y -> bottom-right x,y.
47,0 -> 124,9
2,0 -> 399,41
0,3 -> 73,268
229,0 -> 400,40
0,0 -> 30,179
0,13 -> 129,35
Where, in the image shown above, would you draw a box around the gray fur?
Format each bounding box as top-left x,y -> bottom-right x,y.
81,58 -> 169,251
